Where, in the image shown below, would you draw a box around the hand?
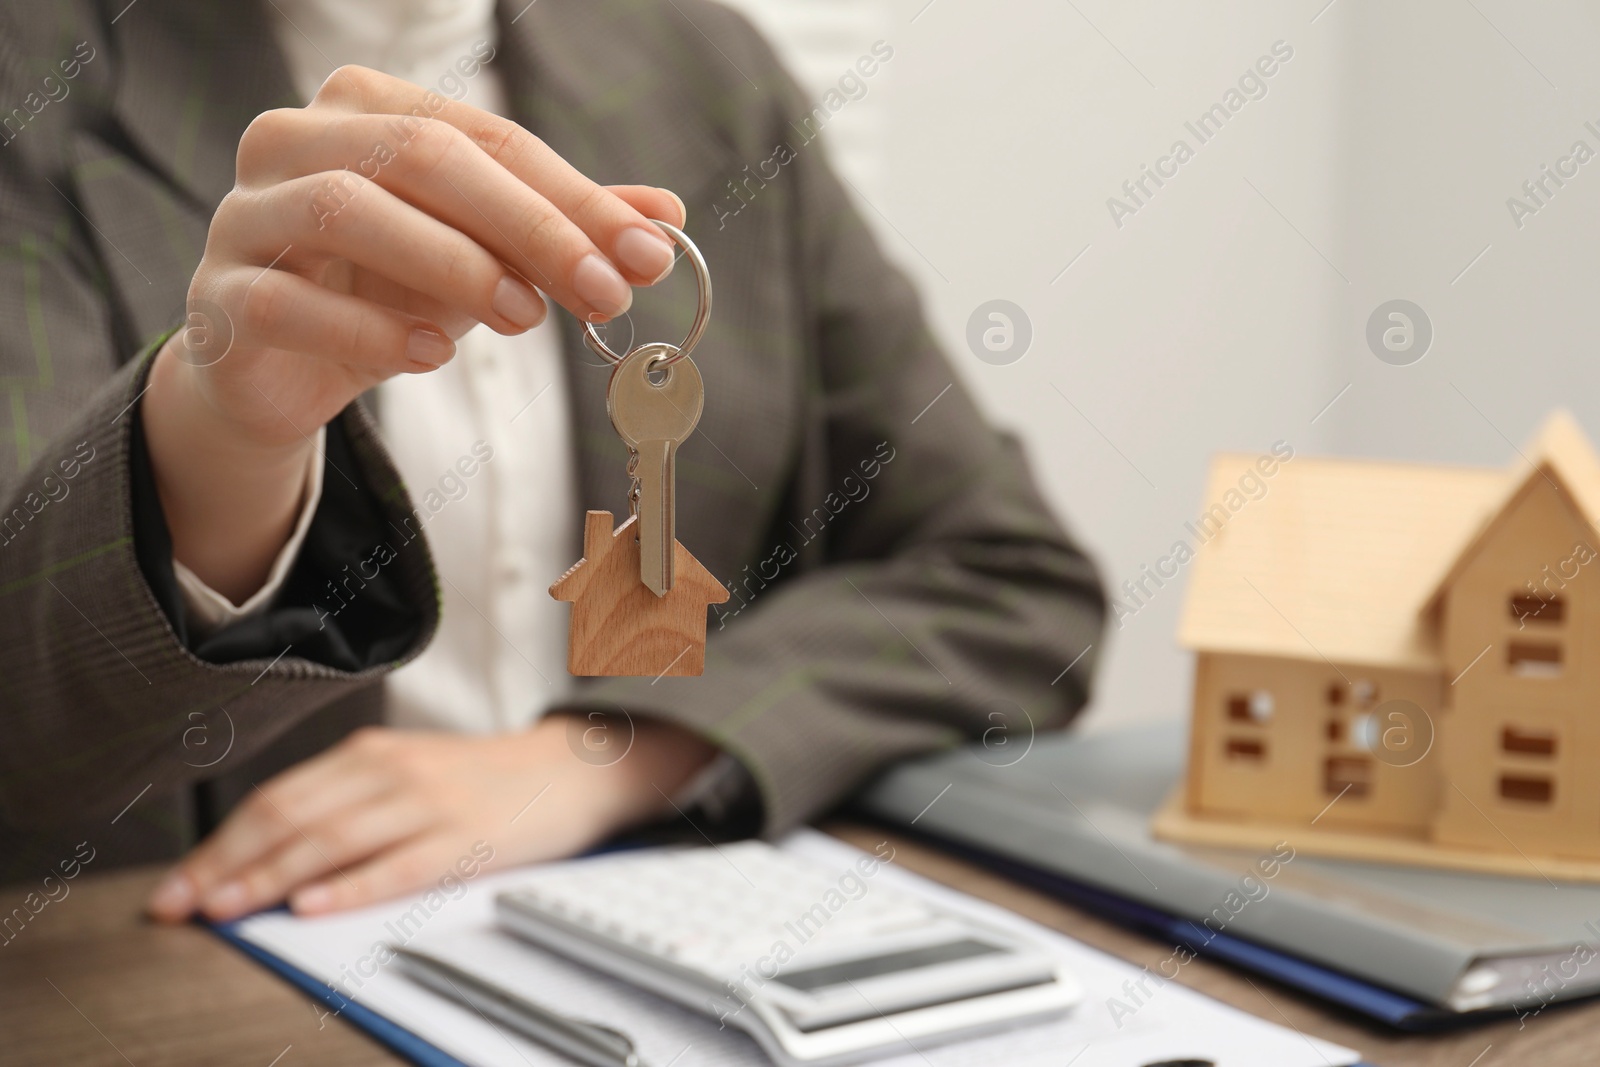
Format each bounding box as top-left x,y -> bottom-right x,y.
143,64 -> 685,599
145,713 -> 718,922
166,62 -> 680,447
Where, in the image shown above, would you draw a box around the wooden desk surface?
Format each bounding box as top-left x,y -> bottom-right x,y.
1,822 -> 1592,1066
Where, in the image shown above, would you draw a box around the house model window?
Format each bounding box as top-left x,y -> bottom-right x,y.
1324,756 -> 1372,798
1226,691 -> 1275,723
1226,738 -> 1266,761
1158,411 -> 1600,878
1501,726 -> 1557,756
1499,775 -> 1554,804
1510,593 -> 1565,624
1507,640 -> 1562,678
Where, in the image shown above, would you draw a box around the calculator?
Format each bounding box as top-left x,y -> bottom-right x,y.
495,841 -> 1080,1067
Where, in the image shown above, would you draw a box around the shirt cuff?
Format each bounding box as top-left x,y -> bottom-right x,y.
672,751 -> 762,835
172,427 -> 327,638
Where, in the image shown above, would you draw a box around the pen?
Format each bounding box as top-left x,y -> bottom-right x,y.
392,945 -> 650,1067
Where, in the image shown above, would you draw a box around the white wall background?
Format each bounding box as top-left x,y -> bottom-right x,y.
718,0 -> 1600,733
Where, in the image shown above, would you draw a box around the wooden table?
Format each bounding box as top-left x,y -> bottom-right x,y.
1,823 -> 1593,1066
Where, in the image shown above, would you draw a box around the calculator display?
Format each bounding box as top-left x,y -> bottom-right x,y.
772,939 -> 1005,992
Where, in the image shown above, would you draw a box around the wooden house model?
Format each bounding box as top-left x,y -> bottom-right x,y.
1155,412 -> 1600,879
550,511 -> 729,677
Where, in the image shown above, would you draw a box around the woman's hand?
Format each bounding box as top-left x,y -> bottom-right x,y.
145,713 -> 718,922
143,64 -> 684,600
165,63 -> 682,445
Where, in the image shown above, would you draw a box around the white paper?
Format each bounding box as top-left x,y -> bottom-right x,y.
235,830 -> 1360,1067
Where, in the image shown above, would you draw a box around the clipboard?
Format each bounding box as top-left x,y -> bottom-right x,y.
902,825 -> 1446,1032
211,913 -> 469,1067
208,832 -> 1366,1067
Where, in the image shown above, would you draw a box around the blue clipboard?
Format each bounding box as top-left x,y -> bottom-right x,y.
888,821 -> 1476,1042
204,841 -> 672,1065
211,896 -> 1387,1067
210,912 -> 469,1067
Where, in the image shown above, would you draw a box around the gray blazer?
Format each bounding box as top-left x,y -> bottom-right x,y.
0,0 -> 1105,877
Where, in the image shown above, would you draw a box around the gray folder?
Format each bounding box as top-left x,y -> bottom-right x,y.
855,723 -> 1600,1013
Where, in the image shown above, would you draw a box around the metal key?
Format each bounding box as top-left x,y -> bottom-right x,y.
607,342 -> 704,596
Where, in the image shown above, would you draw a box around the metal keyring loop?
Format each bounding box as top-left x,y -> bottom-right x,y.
583,219 -> 711,367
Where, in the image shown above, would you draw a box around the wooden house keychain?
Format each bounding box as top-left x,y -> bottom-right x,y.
550,221 -> 729,676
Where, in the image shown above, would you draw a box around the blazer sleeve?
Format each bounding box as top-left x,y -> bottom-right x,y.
569,7 -> 1107,836
0,75 -> 439,827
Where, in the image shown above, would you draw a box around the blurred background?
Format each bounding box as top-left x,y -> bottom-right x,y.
719,0 -> 1600,734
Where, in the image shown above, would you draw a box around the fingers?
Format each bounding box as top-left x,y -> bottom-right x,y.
147,738 -> 394,922
198,796 -> 436,921
220,176 -> 548,337
289,832 -> 478,916
296,71 -> 680,320
605,185 -> 688,230
240,111 -> 639,323
214,267 -> 458,374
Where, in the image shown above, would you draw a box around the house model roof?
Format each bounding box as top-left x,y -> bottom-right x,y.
1421,410 -> 1600,612
1177,411 -> 1600,671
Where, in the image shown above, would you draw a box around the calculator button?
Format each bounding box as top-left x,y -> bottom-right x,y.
505,844 -> 957,989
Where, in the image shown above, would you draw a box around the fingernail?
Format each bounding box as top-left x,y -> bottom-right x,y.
657,187 -> 687,226
491,275 -> 545,329
406,326 -> 455,367
573,253 -> 632,319
292,884 -> 336,915
204,880 -> 248,918
148,870 -> 194,917
614,226 -> 674,283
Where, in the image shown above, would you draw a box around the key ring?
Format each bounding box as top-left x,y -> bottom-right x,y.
582,219 -> 711,368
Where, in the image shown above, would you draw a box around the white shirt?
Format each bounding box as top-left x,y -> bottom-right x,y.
179,0 -> 578,733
